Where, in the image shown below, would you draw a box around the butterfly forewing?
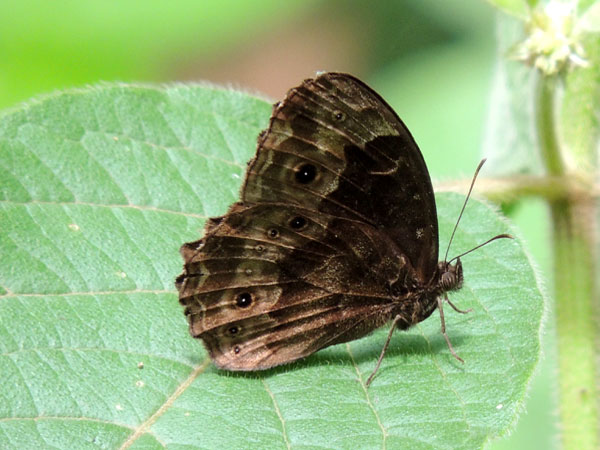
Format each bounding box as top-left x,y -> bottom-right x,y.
242,73 -> 438,280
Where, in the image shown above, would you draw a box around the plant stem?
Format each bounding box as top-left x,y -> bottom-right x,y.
535,75 -> 599,450
435,174 -> 597,204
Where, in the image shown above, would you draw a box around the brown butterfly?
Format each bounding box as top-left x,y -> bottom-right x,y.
175,72 -> 509,386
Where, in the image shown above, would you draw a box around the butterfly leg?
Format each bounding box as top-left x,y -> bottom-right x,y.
437,295 -> 464,363
446,297 -> 472,315
365,314 -> 403,387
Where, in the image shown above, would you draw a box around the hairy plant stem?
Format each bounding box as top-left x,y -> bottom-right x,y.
435,174 -> 597,204
535,75 -> 599,450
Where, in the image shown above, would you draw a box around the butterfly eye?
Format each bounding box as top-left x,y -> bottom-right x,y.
289,216 -> 307,230
333,110 -> 345,121
228,326 -> 239,335
294,163 -> 317,184
236,292 -> 252,308
267,228 -> 280,239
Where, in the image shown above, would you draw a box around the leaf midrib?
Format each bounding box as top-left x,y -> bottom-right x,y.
119,358 -> 211,449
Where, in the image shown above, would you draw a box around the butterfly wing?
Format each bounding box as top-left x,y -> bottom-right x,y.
177,72 -> 438,370
243,72 -> 439,279
177,203 -> 408,369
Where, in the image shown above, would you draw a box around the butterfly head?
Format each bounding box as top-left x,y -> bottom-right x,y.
438,258 -> 463,293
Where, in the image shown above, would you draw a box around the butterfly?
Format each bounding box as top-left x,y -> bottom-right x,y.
175,72 -> 509,386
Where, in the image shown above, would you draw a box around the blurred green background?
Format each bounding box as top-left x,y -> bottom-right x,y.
0,0 -> 553,448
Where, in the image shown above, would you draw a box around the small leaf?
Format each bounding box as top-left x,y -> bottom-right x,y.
0,84 -> 544,449
482,13 -> 544,175
485,0 -> 530,19
561,27 -> 600,166
577,2 -> 600,31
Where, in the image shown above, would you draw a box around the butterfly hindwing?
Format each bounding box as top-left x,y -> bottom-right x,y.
177,202 -> 416,369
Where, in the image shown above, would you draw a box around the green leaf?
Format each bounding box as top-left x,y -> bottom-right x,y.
0,84 -> 544,449
577,0 -> 600,16
560,34 -> 600,166
577,2 -> 600,32
482,13 -> 545,175
484,0 -> 530,19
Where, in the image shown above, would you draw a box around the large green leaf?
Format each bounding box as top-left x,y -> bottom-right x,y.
0,84 -> 543,449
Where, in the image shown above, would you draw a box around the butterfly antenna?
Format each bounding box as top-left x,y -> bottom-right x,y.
444,158 -> 487,263
448,234 -> 513,264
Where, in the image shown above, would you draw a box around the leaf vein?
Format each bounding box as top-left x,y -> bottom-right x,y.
119,357 -> 211,449
261,379 -> 291,450
345,342 -> 388,450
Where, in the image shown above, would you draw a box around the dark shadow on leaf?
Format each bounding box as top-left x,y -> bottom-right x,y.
208,331 -> 468,383
347,332 -> 468,366
213,360 -> 307,382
